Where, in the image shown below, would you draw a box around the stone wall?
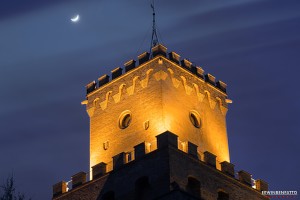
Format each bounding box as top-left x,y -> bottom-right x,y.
85,46 -> 230,170
53,131 -> 268,200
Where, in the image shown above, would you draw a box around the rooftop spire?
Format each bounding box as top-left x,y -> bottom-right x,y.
150,0 -> 159,55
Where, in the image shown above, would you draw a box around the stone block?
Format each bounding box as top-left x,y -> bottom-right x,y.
138,52 -> 150,65
134,142 -> 147,160
92,162 -> 107,179
152,44 -> 167,57
53,181 -> 67,197
220,161 -> 235,177
98,74 -> 110,87
71,171 -> 87,189
86,81 -> 96,94
124,59 -> 136,72
255,179 -> 268,192
196,66 -> 204,79
203,151 -> 216,168
156,131 -> 178,149
205,74 -> 216,86
181,59 -> 192,71
217,80 -> 227,93
111,67 -> 122,80
238,170 -> 252,186
187,142 -> 198,159
168,52 -> 180,64
113,152 -> 126,170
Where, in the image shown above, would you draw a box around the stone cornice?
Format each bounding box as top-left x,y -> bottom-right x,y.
84,57 -> 228,117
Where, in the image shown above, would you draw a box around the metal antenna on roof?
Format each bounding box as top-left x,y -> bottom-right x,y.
150,0 -> 159,55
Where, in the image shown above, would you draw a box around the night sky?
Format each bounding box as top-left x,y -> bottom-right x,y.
1,0 -> 300,199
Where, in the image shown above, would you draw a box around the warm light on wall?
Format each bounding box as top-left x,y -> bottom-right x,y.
162,114 -> 174,132
158,58 -> 163,65
152,117 -> 168,135
145,142 -> 151,153
180,141 -> 188,153
87,54 -> 230,174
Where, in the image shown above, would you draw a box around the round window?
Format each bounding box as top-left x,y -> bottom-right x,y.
189,111 -> 201,128
119,111 -> 132,129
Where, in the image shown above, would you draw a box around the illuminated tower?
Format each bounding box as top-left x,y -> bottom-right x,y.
84,45 -> 230,170
52,44 -> 269,200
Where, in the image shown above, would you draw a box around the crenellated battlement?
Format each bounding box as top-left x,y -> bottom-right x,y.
82,44 -> 231,118
53,131 -> 268,198
84,44 -> 227,97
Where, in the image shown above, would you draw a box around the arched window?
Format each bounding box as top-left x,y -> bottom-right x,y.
135,176 -> 151,200
186,177 -> 201,198
102,191 -> 115,200
217,191 -> 229,200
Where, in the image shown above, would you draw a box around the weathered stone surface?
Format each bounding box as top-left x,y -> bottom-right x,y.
53,139 -> 268,200
87,56 -> 230,171
54,46 -> 268,200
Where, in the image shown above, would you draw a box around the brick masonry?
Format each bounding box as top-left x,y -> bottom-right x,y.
53,131 -> 268,200
53,45 -> 269,200
85,53 -> 230,171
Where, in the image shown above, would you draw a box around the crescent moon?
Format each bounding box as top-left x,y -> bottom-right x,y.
71,15 -> 80,22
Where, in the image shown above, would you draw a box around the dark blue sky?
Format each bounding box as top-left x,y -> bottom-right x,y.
0,0 -> 299,199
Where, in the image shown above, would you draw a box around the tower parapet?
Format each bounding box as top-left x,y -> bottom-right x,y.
85,44 -> 227,97
53,131 -> 268,199
83,43 -> 231,171
138,52 -> 150,65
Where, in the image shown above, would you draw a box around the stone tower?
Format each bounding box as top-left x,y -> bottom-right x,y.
85,44 -> 229,170
52,44 -> 269,200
